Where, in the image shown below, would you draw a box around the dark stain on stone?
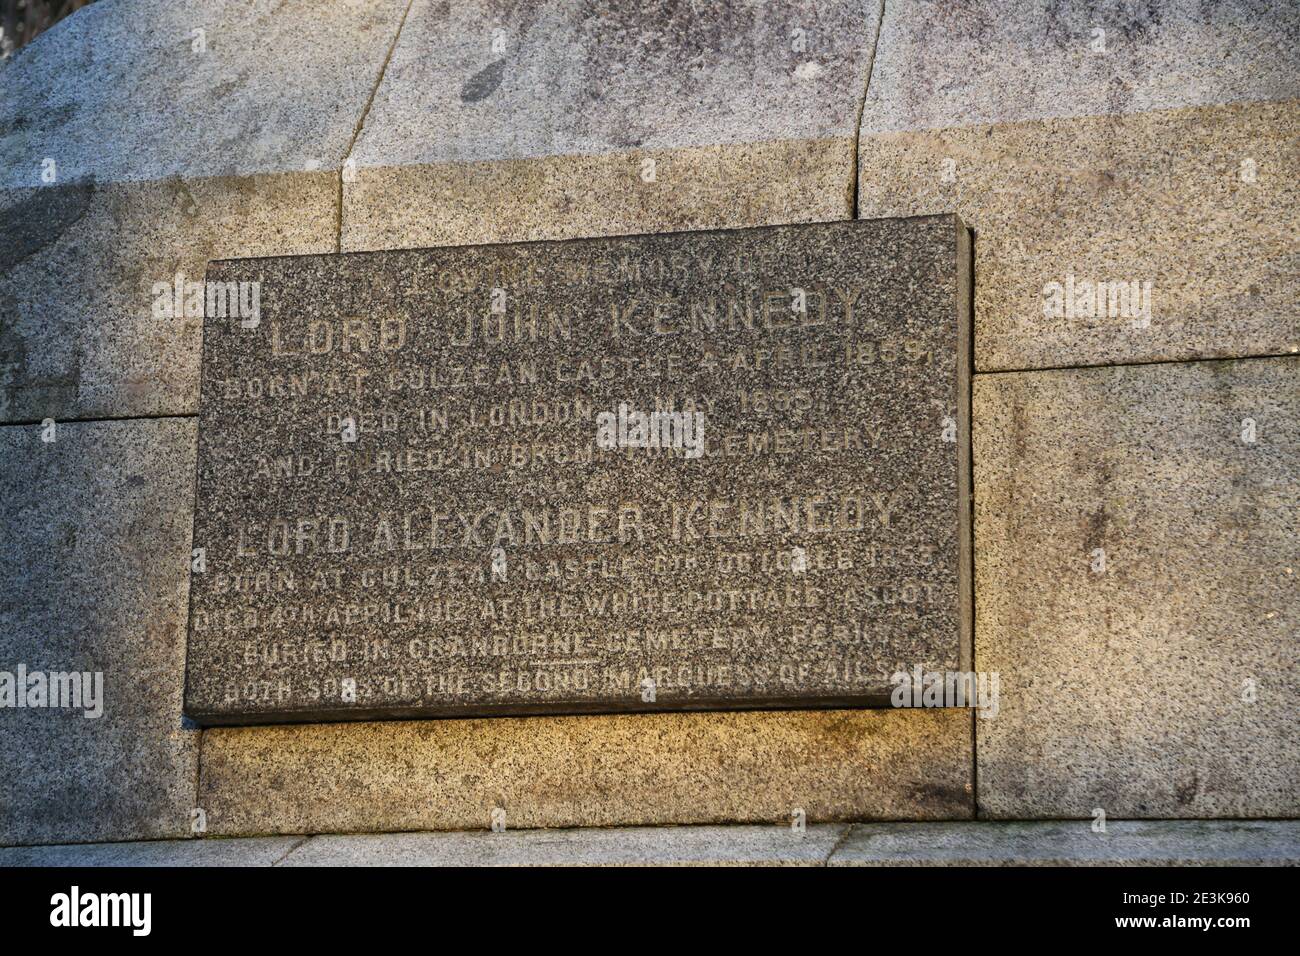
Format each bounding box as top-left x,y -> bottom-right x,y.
0,178 -> 95,275
461,59 -> 507,102
0,328 -> 82,418
1082,458 -> 1114,554
0,321 -> 29,391
811,711 -> 869,750
59,523 -> 78,551
212,77 -> 242,100
1093,168 -> 1119,195
1042,0 -> 1075,50
1044,0 -> 1163,50
0,101 -> 78,139
1104,77 -> 1136,116
168,176 -> 201,218
1083,505 -> 1109,554
910,781 -> 972,810
1010,397 -> 1029,465
1176,771 -> 1199,806
1118,0 -> 1164,41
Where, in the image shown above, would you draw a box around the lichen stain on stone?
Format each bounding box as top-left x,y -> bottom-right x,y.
461,59 -> 507,103
909,780 -> 971,811
813,711 -> 872,744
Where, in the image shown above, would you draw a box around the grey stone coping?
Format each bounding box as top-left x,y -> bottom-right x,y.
0,836 -> 305,867
276,825 -> 849,867
829,820 -> 1300,867
861,0 -> 1300,135
0,0 -> 411,188
2,0 -> 882,188
5,821 -> 1296,866
348,0 -> 882,169
337,0 -> 883,253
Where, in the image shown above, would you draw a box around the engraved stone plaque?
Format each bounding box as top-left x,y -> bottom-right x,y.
183,217 -> 971,724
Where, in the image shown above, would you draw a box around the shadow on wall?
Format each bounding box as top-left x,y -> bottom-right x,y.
0,0 -> 94,58
0,416 -> 200,847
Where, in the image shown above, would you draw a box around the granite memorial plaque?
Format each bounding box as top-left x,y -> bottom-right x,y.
183,217 -> 972,724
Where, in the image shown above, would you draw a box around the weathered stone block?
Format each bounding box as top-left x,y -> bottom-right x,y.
198,708 -> 973,836
974,358 -> 1299,818
0,418 -> 199,845
859,100 -> 1299,370
343,138 -> 857,252
1,0 -> 410,187
857,0 -> 1300,369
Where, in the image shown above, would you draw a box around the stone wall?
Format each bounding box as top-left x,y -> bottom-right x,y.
1,0 -> 1295,845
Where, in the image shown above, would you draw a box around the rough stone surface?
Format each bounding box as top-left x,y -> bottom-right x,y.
341,0 -> 883,249
344,137 -> 856,253
0,0 -> 410,187
185,217 -> 972,723
829,820 -> 1300,866
858,0 -> 1300,371
280,824 -> 847,867
198,708 -> 973,836
863,100 -> 1300,369
861,0 -> 1300,133
0,419 -> 200,846
859,99 -> 1300,370
974,358 -> 1299,818
0,836 -> 303,867
1,174 -> 337,423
